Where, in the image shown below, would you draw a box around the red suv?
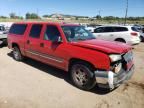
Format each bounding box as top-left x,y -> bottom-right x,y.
8,22 -> 134,90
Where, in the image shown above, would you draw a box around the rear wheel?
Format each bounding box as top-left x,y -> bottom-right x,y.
115,39 -> 126,43
70,62 -> 96,90
13,46 -> 23,61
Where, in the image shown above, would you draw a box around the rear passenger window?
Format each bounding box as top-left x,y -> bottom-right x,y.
114,27 -> 128,32
103,27 -> 113,32
29,24 -> 42,38
9,24 -> 27,35
44,25 -> 61,41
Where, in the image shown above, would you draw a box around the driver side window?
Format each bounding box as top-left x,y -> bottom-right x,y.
94,27 -> 104,33
44,25 -> 61,41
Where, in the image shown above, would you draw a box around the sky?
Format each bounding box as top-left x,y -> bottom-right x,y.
0,0 -> 144,17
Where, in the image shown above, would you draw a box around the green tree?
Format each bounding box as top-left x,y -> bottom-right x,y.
26,12 -> 31,19
96,15 -> 101,19
43,15 -> 50,18
25,12 -> 40,19
9,13 -> 16,18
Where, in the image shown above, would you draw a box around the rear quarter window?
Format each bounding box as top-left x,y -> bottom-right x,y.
9,24 -> 27,35
114,27 -> 128,32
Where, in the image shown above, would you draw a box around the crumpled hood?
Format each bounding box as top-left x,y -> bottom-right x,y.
70,39 -> 132,54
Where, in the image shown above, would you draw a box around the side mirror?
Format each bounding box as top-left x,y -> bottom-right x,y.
52,36 -> 63,43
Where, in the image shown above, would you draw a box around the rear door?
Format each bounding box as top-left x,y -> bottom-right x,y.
113,27 -> 129,41
25,24 -> 44,61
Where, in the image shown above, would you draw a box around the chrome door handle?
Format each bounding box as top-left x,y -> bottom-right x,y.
27,40 -> 30,44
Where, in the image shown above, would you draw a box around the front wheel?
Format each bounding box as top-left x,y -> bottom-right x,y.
70,62 -> 96,90
13,47 -> 23,61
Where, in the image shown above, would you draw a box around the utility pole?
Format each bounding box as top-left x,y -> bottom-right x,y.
98,10 -> 102,21
36,8 -> 39,16
98,10 -> 101,16
124,0 -> 128,25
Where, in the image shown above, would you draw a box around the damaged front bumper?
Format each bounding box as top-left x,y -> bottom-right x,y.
94,65 -> 134,89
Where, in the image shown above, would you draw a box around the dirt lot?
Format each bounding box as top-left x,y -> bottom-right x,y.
0,43 -> 144,108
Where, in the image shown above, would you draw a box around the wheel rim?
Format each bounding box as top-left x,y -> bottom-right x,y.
13,49 -> 19,60
73,65 -> 88,86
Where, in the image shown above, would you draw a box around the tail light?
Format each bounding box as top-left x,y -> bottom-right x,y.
131,32 -> 138,36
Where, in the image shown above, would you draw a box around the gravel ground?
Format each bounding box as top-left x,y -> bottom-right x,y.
0,43 -> 144,108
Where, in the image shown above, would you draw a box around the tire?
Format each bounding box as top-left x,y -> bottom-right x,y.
115,39 -> 126,43
0,40 -> 3,45
140,36 -> 144,42
0,39 -> 7,46
3,39 -> 7,45
13,46 -> 23,61
70,62 -> 96,90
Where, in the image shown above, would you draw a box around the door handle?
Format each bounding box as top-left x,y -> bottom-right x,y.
97,35 -> 101,37
40,43 -> 44,47
27,40 -> 30,44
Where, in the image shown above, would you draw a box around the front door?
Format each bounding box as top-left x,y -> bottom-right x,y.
39,24 -> 68,70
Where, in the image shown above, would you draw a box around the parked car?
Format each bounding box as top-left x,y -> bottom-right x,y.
8,22 -> 134,90
93,25 -> 141,45
0,25 -> 8,45
133,25 -> 144,42
142,27 -> 144,33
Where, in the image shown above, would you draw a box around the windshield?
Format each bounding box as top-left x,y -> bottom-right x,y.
0,26 -> 5,31
62,26 -> 96,42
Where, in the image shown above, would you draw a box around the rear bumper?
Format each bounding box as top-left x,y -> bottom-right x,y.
94,65 -> 134,89
128,38 -> 140,45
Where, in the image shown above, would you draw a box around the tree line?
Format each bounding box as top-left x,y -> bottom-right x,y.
0,12 -> 144,21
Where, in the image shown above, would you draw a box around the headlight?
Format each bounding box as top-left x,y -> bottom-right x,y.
109,54 -> 122,62
113,63 -> 122,73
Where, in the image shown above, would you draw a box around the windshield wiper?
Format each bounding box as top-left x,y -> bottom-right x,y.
77,38 -> 86,40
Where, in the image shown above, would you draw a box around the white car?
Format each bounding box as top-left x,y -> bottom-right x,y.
93,25 -> 141,45
85,26 -> 95,33
0,25 -> 7,45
